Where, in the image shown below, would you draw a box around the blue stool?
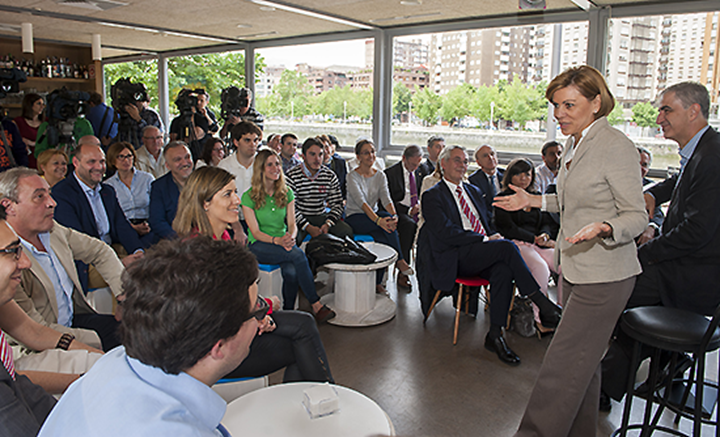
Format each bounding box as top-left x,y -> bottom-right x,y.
354,234 -> 374,242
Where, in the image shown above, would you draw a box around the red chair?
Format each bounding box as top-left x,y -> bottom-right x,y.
424,277 -> 490,345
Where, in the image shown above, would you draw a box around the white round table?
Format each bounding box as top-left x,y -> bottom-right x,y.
320,242 -> 398,327
222,382 -> 395,437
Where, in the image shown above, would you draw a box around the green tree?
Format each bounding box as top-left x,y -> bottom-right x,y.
439,83 -> 476,124
311,85 -> 372,121
497,76 -> 546,128
607,103 -> 625,125
472,85 -> 501,125
412,87 -> 442,126
260,69 -> 313,119
392,82 -> 413,118
631,102 -> 659,136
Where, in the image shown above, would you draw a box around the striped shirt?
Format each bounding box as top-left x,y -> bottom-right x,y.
285,163 -> 344,229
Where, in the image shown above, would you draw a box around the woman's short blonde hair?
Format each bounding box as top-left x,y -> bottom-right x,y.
36,149 -> 68,176
546,65 -> 615,119
173,167 -> 236,238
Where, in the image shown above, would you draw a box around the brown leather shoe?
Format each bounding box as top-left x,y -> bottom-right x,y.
314,305 -> 336,323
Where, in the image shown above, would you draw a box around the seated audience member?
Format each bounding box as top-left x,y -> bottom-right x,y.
219,87 -> 265,138
173,167 -> 334,382
346,137 -> 385,172
13,93 -> 45,169
1,114 -> 29,171
218,121 -> 262,240
195,137 -> 225,169
51,138 -> 145,293
532,141 -> 562,194
266,133 -> 282,155
38,237 -> 261,436
280,133 -> 301,173
384,145 -> 423,289
468,144 -> 504,213
601,81 -> 720,410
345,139 -> 413,294
36,149 -> 68,188
104,142 -> 155,246
635,146 -> 664,245
0,210 -> 56,437
286,138 -> 353,245
148,141 -> 194,242
135,126 -> 167,179
85,92 -> 118,149
324,135 -> 348,198
418,145 -> 561,365
417,135 -> 445,186
241,149 -> 336,323
494,158 -> 560,332
0,168 -> 126,351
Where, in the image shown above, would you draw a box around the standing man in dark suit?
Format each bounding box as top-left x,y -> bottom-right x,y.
384,145 -> 423,288
601,81 -> 720,407
468,144 -> 504,213
419,145 -> 561,365
51,137 -> 144,292
416,135 -> 445,186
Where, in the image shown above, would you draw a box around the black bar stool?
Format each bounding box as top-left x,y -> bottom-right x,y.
612,305 -> 720,437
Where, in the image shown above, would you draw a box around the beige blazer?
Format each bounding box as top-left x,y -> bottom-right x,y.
13,221 -> 124,348
545,116 -> 647,284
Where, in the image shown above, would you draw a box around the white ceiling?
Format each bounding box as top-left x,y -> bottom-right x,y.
0,0 -> 684,59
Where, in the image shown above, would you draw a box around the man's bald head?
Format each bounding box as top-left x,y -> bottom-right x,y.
78,135 -> 101,148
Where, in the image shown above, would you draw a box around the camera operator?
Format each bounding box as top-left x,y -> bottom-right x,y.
111,78 -> 163,150
169,89 -> 209,162
86,92 -> 118,149
34,88 -> 94,158
195,89 -> 219,135
218,87 -> 264,139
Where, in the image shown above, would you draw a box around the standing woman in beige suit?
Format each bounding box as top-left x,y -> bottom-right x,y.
495,65 -> 647,437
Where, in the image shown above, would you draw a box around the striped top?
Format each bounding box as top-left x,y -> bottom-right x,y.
0,330 -> 15,379
285,164 -> 344,229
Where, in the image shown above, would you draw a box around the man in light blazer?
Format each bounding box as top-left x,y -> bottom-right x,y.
601,82 -> 720,407
0,168 -> 125,352
419,145 -> 561,365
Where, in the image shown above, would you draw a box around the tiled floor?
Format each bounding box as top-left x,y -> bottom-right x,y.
269,270 -> 717,436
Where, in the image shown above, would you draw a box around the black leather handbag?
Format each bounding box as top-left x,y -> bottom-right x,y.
305,234 -> 377,272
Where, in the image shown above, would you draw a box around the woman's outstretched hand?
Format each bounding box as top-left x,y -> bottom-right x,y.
493,184 -> 531,211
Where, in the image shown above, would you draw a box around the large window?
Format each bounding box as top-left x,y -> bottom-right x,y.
255,39 -> 372,151
389,22 -> 588,160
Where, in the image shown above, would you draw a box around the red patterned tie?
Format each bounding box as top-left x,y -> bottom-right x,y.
456,185 -> 486,236
0,330 -> 16,380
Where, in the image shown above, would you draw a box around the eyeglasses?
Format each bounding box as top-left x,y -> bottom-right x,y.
0,244 -> 22,261
117,154 -> 134,161
245,296 -> 270,322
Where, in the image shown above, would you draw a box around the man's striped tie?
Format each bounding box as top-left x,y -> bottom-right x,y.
456,185 -> 486,236
0,330 -> 16,380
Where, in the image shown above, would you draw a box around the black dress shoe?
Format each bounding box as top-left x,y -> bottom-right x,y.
484,333 -> 521,365
540,306 -> 562,329
599,390 -> 612,412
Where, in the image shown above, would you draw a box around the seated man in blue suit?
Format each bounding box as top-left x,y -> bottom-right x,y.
148,141 -> 193,242
468,144 -> 504,214
419,145 -> 560,365
52,137 -> 145,293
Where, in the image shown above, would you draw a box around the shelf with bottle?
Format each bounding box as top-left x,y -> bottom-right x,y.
1,54 -> 91,80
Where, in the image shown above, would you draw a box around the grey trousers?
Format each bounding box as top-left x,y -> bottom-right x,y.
514,276 -> 636,437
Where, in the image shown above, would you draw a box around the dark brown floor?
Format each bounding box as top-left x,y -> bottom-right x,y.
269,271 -> 716,437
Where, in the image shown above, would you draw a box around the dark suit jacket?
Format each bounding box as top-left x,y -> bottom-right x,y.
384,161 -> 421,214
642,177 -> 664,228
53,174 -> 144,291
416,159 -> 436,186
419,180 -> 496,293
149,172 -> 180,242
468,168 -> 504,212
494,189 -> 559,243
0,365 -> 56,437
327,153 -> 347,199
642,126 -> 720,312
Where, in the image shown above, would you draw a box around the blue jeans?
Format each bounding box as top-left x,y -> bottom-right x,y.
345,211 -> 403,284
249,241 -> 319,310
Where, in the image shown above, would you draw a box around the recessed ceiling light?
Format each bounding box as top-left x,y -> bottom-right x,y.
249,0 -> 373,30
400,0 -> 422,5
237,30 -> 278,39
259,6 -> 276,11
369,12 -> 440,23
237,24 -> 253,28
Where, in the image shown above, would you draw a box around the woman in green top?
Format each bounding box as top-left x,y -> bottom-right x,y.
241,149 -> 336,323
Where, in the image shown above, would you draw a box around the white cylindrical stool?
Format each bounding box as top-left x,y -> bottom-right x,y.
321,242 -> 398,327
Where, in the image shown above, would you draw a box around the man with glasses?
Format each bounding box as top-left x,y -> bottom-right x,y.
135,126 -> 168,179
418,145 -> 561,366
39,238 -> 262,436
